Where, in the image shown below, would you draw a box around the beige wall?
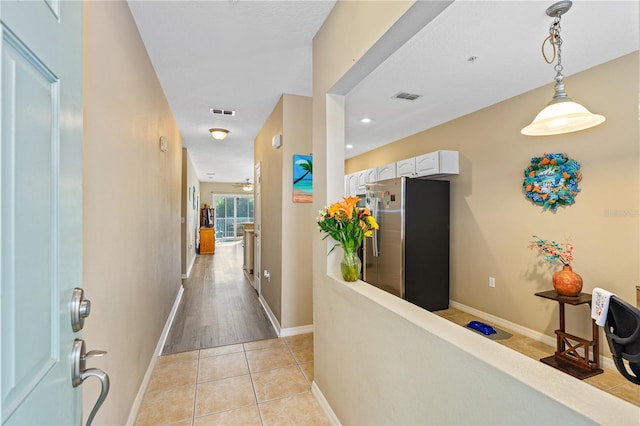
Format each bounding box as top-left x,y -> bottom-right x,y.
83,2 -> 183,425
255,94 -> 314,329
181,149 -> 199,277
346,52 -> 639,337
256,96 -> 284,321
281,95 -> 313,328
312,2 -> 639,424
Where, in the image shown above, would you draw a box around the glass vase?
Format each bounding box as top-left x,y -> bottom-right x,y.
340,251 -> 361,282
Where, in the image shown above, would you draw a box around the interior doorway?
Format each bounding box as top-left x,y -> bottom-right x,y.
213,194 -> 254,241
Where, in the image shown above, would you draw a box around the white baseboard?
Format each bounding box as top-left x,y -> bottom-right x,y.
182,255 -> 196,279
450,300 -> 615,372
280,324 -> 314,337
126,284 -> 184,425
257,295 -> 313,337
259,294 -> 281,335
311,381 -> 341,426
156,285 -> 185,356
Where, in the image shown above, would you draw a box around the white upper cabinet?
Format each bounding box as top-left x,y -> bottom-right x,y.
356,170 -> 367,193
350,150 -> 458,193
415,152 -> 439,176
396,158 -> 416,177
377,163 -> 396,181
364,168 -> 377,184
418,150 -> 458,177
345,173 -> 358,197
354,168 -> 377,193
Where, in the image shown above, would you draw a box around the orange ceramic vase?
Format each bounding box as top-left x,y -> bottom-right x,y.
552,264 -> 583,297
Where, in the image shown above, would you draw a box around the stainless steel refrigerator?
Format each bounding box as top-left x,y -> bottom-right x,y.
363,177 -> 450,311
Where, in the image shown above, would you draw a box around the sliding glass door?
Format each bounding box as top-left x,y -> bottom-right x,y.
213,195 -> 254,241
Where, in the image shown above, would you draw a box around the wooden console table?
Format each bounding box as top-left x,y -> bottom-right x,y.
535,290 -> 603,379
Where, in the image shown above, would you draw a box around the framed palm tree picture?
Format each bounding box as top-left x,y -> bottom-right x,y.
293,154 -> 312,203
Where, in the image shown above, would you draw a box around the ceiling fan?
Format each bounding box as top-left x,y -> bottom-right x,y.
232,179 -> 254,192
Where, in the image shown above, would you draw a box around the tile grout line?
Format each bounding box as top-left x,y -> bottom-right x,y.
285,338 -> 312,386
190,350 -> 200,426
244,344 -> 265,426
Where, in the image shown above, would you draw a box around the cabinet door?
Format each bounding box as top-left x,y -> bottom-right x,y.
356,171 -> 367,193
396,158 -> 416,177
377,163 -> 396,181
200,229 -> 215,254
415,152 -> 439,176
347,174 -> 358,196
438,150 -> 460,175
364,168 -> 378,184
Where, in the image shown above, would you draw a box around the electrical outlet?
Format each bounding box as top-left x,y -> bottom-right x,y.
488,277 -> 496,288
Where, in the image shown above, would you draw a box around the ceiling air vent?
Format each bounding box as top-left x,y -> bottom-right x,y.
392,92 -> 422,101
210,108 -> 236,116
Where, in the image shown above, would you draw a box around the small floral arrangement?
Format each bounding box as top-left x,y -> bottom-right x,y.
317,196 -> 378,254
529,235 -> 574,266
523,153 -> 581,211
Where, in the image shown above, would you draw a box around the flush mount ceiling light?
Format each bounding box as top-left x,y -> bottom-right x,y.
521,1 -> 605,136
209,128 -> 229,140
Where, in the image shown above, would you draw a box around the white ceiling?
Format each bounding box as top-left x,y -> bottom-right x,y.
129,1 -> 639,183
127,0 -> 336,183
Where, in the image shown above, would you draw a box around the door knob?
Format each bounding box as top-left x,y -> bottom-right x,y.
71,339 -> 110,426
71,287 -> 92,332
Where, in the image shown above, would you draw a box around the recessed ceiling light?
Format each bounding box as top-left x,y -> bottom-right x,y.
360,118 -> 372,124
346,144 -> 353,149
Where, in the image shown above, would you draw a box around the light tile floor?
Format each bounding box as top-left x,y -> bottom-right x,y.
135,333 -> 328,426
434,308 -> 640,408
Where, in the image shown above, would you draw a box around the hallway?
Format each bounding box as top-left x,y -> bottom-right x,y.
133,240 -> 330,425
163,241 -> 277,355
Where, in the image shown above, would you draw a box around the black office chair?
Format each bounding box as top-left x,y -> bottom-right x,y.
603,295 -> 640,385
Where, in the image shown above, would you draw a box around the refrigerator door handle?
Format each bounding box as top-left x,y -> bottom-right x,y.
373,197 -> 380,256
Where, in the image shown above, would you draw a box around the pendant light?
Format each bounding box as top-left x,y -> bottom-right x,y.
521,1 -> 605,136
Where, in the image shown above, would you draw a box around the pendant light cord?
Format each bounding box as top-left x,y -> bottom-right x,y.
542,14 -> 563,70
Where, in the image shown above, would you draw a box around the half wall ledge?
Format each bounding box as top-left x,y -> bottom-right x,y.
312,274 -> 638,425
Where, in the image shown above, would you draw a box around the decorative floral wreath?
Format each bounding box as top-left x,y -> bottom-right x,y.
523,153 -> 582,211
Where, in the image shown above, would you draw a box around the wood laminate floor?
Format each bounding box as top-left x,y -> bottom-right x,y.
162,241 -> 277,355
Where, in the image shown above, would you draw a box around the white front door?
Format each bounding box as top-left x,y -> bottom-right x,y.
1,1 -> 84,424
